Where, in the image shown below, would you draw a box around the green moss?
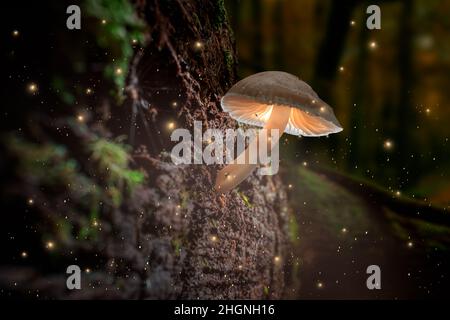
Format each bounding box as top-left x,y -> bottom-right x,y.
78,225 -> 98,241
238,191 -> 253,208
288,214 -> 300,245
89,137 -> 145,192
224,50 -> 234,75
295,167 -> 369,233
172,238 -> 183,257
57,218 -> 74,243
85,0 -> 146,93
213,0 -> 227,29
180,191 -> 190,209
210,219 -> 220,229
6,135 -> 78,186
192,13 -> 201,28
385,208 -> 450,251
4,133 -> 144,245
385,209 -> 411,241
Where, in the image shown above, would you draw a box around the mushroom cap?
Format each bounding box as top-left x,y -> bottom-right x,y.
221,71 -> 343,137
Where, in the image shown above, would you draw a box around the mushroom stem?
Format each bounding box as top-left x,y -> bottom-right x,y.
215,105 -> 291,193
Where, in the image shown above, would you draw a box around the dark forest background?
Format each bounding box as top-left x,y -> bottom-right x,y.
227,0 -> 450,205
0,0 -> 449,300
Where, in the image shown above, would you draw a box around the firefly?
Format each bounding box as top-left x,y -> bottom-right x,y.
384,139 -> 393,150
167,122 -> 175,130
194,41 -> 203,50
46,241 -> 55,250
27,82 -> 38,94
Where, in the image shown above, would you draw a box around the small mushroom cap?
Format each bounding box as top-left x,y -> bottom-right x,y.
221,71 -> 343,137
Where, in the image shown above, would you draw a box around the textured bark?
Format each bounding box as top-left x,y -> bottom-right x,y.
122,0 -> 290,299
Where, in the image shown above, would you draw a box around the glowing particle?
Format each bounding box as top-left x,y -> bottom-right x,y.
77,114 -> 84,122
369,41 -> 377,49
339,66 -> 345,72
274,256 -> 281,263
341,227 -> 347,233
407,241 -> 413,248
384,139 -> 393,150
27,82 -> 38,94
12,30 -> 19,37
27,198 -> 34,205
86,88 -> 93,95
21,251 -> 28,258
317,282 -> 324,288
194,41 -> 203,50
167,122 -> 175,130
210,235 -> 218,243
46,241 -> 55,250
115,68 -> 123,75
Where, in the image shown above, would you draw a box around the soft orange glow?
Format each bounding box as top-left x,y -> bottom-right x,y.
289,108 -> 337,136
215,105 -> 291,193
27,83 -> 38,94
384,139 -> 393,150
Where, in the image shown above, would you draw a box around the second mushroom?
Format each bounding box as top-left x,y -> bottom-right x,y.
215,71 -> 343,193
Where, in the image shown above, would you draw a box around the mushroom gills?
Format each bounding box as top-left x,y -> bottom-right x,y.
215,105 -> 291,193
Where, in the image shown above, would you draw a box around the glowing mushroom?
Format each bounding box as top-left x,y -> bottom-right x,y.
215,71 -> 342,193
